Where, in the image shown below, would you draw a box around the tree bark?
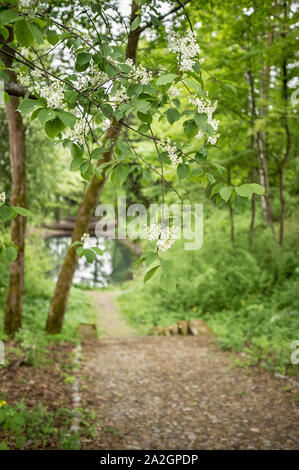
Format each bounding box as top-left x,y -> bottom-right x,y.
278,1 -> 291,247
46,1 -> 142,334
1,35 -> 27,335
227,168 -> 235,245
248,166 -> 256,250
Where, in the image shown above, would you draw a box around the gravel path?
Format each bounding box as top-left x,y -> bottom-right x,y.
80,291 -> 299,450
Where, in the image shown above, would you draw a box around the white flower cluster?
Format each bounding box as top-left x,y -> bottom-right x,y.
145,223 -> 176,252
64,120 -> 86,145
19,0 -> 31,7
111,84 -> 129,107
78,61 -> 109,89
168,30 -> 201,72
0,192 -> 6,204
81,233 -> 90,246
36,81 -> 64,109
189,95 -> 220,145
207,134 -> 220,145
160,138 -> 183,165
168,85 -> 180,98
125,59 -> 153,85
18,68 -> 65,110
189,95 -> 218,119
17,71 -> 30,87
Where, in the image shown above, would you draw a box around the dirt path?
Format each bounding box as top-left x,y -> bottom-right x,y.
81,290 -> 299,450
89,290 -> 136,338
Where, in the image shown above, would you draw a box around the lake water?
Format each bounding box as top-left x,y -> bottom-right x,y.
45,235 -> 134,288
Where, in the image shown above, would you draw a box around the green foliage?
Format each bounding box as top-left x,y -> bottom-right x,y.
119,209 -> 299,373
0,401 -> 79,450
0,238 -> 96,360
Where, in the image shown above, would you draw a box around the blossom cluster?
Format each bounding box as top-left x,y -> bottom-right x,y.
125,59 -> 153,85
112,84 -> 129,105
36,81 -> 64,109
168,85 -> 180,98
81,233 -> 90,246
160,138 -> 183,165
18,69 -> 65,109
77,61 -> 109,90
0,192 -> 6,204
145,223 -> 176,252
168,30 -> 202,72
189,95 -> 220,145
64,120 -> 86,145
19,0 -> 31,7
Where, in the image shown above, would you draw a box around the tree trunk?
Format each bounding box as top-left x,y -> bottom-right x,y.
46,1 -> 142,334
249,167 -> 256,249
1,34 -> 27,335
227,168 -> 235,245
4,96 -> 27,335
278,2 -> 291,247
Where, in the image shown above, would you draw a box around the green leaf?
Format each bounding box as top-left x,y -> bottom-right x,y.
71,143 -> 83,159
71,241 -> 82,248
156,73 -> 177,86
56,110 -> 76,129
220,186 -> 233,202
38,108 -> 56,126
80,161 -> 94,180
133,98 -> 151,113
91,148 -> 105,159
194,113 -> 214,136
92,247 -> 103,255
248,183 -> 265,195
111,164 -> 130,187
85,249 -> 96,263
142,251 -> 159,267
144,265 -> 160,283
235,184 -> 253,199
47,28 -> 60,45
0,205 -> 14,221
12,206 -> 31,217
75,52 -> 92,72
210,183 -> 223,196
14,19 -> 34,47
18,99 -> 44,115
27,22 -> 43,43
235,183 -> 264,199
5,246 -> 18,262
70,157 -> 84,171
177,163 -> 189,179
137,111 -> 152,123
130,15 -> 141,31
45,117 -> 66,139
166,108 -> 180,125
183,119 -> 198,137
0,9 -> 19,25
192,62 -> 202,74
76,246 -> 84,256
184,77 -> 204,97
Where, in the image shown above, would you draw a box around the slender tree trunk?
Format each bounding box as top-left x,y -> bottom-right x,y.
249,167 -> 256,248
46,1 -> 142,333
278,2 -> 291,247
245,68 -> 274,235
258,31 -> 275,235
227,168 -> 235,245
228,202 -> 235,245
1,35 -> 27,335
